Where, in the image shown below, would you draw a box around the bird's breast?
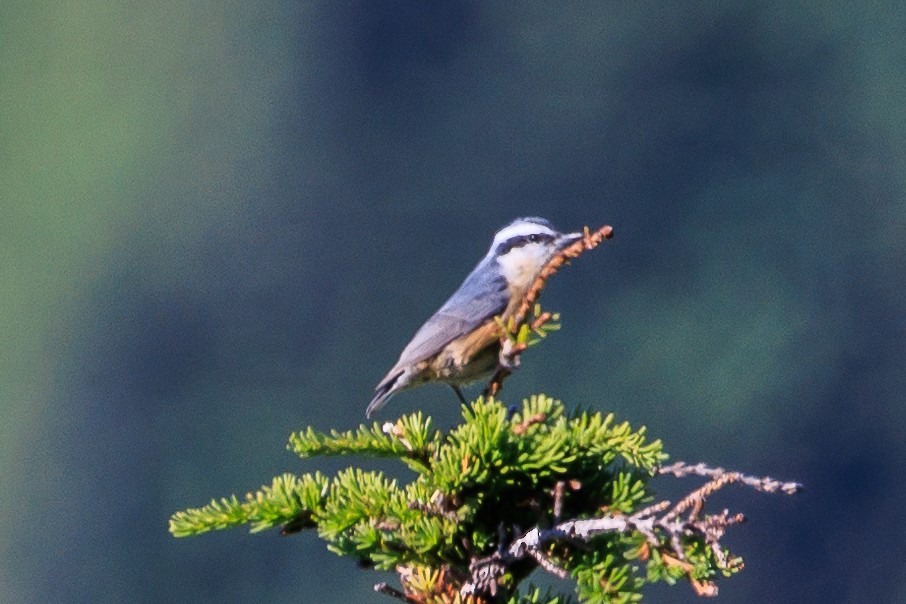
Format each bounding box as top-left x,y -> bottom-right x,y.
430,320 -> 501,382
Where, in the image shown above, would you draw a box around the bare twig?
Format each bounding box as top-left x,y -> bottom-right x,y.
526,547 -> 570,579
658,461 -> 803,496
456,459 -> 799,600
512,224 -> 615,328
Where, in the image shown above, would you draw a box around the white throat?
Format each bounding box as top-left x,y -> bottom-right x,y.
496,244 -> 550,291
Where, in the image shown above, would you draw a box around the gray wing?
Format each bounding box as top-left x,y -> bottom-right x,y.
392,260 -> 509,370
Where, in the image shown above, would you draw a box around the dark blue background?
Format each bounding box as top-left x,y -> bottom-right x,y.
4,2 -> 904,602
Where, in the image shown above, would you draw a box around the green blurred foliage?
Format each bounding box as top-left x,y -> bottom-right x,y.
2,1 -> 904,603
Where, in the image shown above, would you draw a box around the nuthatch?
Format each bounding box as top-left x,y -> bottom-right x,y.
366,217 -> 583,417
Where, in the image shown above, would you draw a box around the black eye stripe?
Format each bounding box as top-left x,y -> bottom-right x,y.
496,233 -> 555,255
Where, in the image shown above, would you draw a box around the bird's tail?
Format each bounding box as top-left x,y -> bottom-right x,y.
366,371 -> 403,418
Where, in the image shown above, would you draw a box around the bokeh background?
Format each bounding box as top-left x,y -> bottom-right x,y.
3,2 -> 904,602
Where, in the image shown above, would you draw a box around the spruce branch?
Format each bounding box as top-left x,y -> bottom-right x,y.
169,472 -> 329,537
488,224 -> 614,396
288,412 -> 441,473
171,396 -> 799,602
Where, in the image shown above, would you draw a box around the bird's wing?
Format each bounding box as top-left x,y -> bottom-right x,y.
391,262 -> 509,371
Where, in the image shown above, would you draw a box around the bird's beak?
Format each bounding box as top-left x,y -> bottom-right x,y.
557,231 -> 584,249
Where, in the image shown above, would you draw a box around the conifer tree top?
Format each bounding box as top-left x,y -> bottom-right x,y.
171,396 -> 799,603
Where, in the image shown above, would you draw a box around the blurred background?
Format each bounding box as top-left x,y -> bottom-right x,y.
3,2 -> 904,602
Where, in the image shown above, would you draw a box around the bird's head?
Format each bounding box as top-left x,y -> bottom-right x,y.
486,217 -> 582,291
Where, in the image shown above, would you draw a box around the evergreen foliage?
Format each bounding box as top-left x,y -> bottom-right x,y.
170,395 -> 787,602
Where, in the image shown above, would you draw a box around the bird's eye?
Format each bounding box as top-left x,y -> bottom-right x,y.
529,234 -> 540,243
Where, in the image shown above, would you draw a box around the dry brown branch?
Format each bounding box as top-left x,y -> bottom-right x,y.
452,459 -> 798,601
513,224 -> 615,327
658,461 -> 803,497
486,224 -> 615,396
526,546 -> 570,579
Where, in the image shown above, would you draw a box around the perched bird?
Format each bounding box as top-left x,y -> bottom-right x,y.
366,217 -> 582,418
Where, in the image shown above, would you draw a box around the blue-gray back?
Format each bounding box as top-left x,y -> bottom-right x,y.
393,258 -> 509,369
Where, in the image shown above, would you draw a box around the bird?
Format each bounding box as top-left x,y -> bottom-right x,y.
366,217 -> 583,418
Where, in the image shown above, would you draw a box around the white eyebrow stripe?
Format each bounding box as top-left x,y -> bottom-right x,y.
490,222 -> 556,248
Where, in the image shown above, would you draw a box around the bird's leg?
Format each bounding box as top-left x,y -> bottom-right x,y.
450,384 -> 467,404
484,367 -> 511,398
484,335 -> 521,398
